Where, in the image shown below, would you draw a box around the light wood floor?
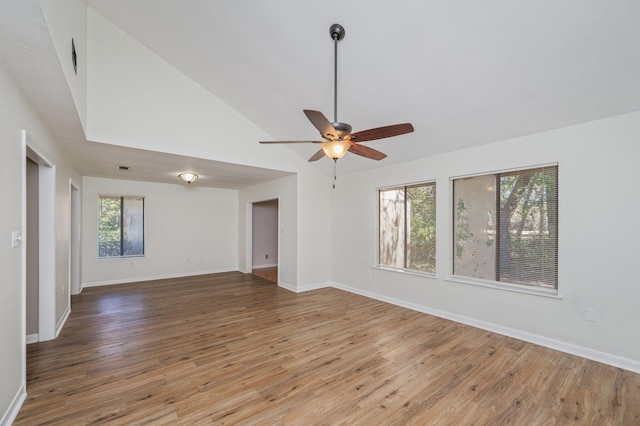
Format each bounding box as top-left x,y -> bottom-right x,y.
252,266 -> 277,283
16,272 -> 640,425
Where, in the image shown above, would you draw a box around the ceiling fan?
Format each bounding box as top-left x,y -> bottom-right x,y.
260,24 -> 414,164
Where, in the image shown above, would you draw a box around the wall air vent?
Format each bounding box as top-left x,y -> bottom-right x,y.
72,38 -> 77,75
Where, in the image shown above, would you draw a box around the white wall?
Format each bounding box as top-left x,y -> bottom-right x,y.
239,175 -> 297,288
295,169 -> 333,289
0,61 -> 81,424
82,177 -> 239,286
252,199 -> 278,268
86,8 -> 299,172
238,171 -> 334,292
0,62 -> 26,426
332,110 -> 640,371
85,9 -> 334,290
39,0 -> 87,132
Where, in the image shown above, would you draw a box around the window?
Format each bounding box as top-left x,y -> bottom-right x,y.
452,165 -> 558,290
98,195 -> 145,258
379,182 -> 436,273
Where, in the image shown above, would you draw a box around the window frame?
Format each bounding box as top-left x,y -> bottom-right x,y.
377,180 -> 437,276
448,163 -> 559,297
97,194 -> 146,259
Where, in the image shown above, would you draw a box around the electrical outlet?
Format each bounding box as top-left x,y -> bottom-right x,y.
585,307 -> 599,323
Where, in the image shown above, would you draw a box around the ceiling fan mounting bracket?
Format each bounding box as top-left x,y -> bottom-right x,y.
330,122 -> 352,139
330,23 -> 345,41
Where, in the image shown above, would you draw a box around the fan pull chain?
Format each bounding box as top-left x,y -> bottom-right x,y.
333,158 -> 338,189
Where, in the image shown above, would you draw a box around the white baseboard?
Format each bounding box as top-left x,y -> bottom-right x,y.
82,268 -> 237,288
331,281 -> 640,375
0,384 -> 26,426
296,282 -> 331,293
56,305 -> 71,338
26,333 -> 39,344
278,281 -> 296,292
278,281 -> 330,293
252,263 -> 277,269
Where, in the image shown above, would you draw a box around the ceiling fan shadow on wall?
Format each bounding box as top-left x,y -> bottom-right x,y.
260,24 -> 414,187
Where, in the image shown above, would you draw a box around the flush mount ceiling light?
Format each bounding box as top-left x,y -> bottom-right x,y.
178,172 -> 198,184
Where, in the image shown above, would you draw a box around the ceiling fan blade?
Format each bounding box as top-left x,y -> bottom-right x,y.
308,149 -> 326,162
347,143 -> 387,161
259,140 -> 320,144
349,123 -> 414,142
303,110 -> 337,140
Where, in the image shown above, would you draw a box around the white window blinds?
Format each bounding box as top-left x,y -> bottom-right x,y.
453,166 -> 558,289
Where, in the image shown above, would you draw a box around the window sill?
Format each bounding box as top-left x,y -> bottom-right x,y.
372,265 -> 437,279
446,275 -> 562,299
97,255 -> 145,261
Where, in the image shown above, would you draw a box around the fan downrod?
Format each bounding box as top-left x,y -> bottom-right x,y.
330,23 -> 345,41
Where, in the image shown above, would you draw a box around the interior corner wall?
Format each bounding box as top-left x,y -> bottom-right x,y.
82,177 -> 239,286
0,61 -> 26,426
39,0 -> 88,132
295,169 -> 333,289
85,7 -> 336,291
0,62 -> 81,423
239,175 -> 297,287
85,7 -> 301,172
238,168 -> 334,292
25,120 -> 80,343
331,110 -> 640,369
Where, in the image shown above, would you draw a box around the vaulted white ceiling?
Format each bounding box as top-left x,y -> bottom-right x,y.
4,0 -> 640,185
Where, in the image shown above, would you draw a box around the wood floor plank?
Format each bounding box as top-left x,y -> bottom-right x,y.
15,272 -> 640,425
252,266 -> 277,283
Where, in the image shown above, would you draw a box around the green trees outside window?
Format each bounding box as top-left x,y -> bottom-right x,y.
453,166 -> 558,289
98,195 -> 144,258
379,182 -> 436,273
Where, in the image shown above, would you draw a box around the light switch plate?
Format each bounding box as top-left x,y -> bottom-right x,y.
11,231 -> 22,248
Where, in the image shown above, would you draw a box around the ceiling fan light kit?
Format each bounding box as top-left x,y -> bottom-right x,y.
259,23 -> 414,187
321,140 -> 350,160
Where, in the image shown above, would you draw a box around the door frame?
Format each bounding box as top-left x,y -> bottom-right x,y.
23,132 -> 56,343
245,197 -> 280,277
69,180 -> 81,295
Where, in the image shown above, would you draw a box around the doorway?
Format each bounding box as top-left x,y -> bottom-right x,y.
251,199 -> 279,283
25,142 -> 56,343
25,157 -> 39,343
69,182 -> 81,295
